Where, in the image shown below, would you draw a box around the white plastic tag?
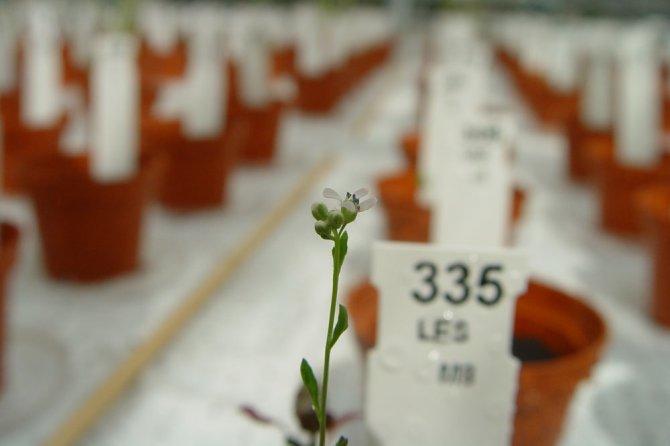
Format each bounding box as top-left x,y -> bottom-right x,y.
0,25 -> 17,93
366,241 -> 528,446
238,32 -> 269,108
21,4 -> 63,127
90,33 -> 139,182
431,111 -> 513,247
581,36 -> 613,131
417,65 -> 487,208
615,27 -> 661,167
140,3 -> 178,55
294,5 -> 327,76
182,26 -> 226,139
547,30 -> 578,93
67,4 -> 98,68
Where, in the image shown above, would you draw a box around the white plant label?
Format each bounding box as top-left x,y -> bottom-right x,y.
547,30 -> 577,93
140,3 -> 178,55
90,34 -> 138,182
239,32 -> 269,108
366,241 -> 528,446
74,7 -> 98,67
615,27 -> 661,167
431,112 -> 513,247
295,5 -> 327,76
417,65 -> 487,208
183,27 -> 225,138
22,4 -> 63,127
0,25 -> 16,93
581,51 -> 612,131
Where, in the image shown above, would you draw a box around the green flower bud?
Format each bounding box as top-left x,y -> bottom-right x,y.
311,202 -> 329,221
314,220 -> 332,240
341,206 -> 357,224
327,210 -> 344,229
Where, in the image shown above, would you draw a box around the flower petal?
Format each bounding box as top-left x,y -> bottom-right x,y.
354,188 -> 368,198
342,200 -> 357,212
323,188 -> 342,201
358,197 -> 377,212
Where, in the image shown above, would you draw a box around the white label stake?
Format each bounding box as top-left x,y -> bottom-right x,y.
182,25 -> 225,139
90,33 -> 139,182
22,4 -> 63,127
239,31 -> 269,108
615,28 -> 661,167
431,113 -> 512,246
417,65 -> 487,208
366,242 -> 528,446
0,25 -> 17,93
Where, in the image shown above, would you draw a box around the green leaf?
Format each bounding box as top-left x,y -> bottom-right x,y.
338,231 -> 348,269
335,436 -> 349,446
300,359 -> 321,419
330,305 -> 349,348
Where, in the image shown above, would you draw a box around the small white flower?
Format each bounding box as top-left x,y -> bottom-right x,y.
322,187 -> 376,213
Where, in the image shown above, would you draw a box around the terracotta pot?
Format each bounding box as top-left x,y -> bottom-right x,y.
239,102 -> 282,164
346,281 -> 378,351
345,54 -> 364,91
495,47 -> 516,73
635,184 -> 670,328
519,73 -> 547,116
536,90 -> 579,131
140,115 -> 181,156
159,122 -> 245,211
400,131 -> 420,169
663,96 -> 670,133
589,146 -> 670,236
225,60 -> 244,120
347,280 -> 607,446
565,118 -> 613,182
511,187 -> 526,224
512,281 -> 607,446
21,153 -> 163,282
271,45 -> 296,79
377,170 -> 431,242
0,223 -> 19,393
2,116 -> 68,194
138,39 -> 187,81
296,70 -> 340,115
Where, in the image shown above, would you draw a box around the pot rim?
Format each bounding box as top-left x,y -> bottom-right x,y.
635,184 -> 670,228
518,281 -> 608,375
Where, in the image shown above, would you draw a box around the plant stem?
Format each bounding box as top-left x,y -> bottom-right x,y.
319,232 -> 341,446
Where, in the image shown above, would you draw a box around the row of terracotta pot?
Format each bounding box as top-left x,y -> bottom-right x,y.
496,48 -> 580,130
295,41 -> 393,115
1,75 -> 282,284
0,123 -> 269,284
497,45 -> 670,329
495,48 -> 579,132
0,37 -> 396,284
